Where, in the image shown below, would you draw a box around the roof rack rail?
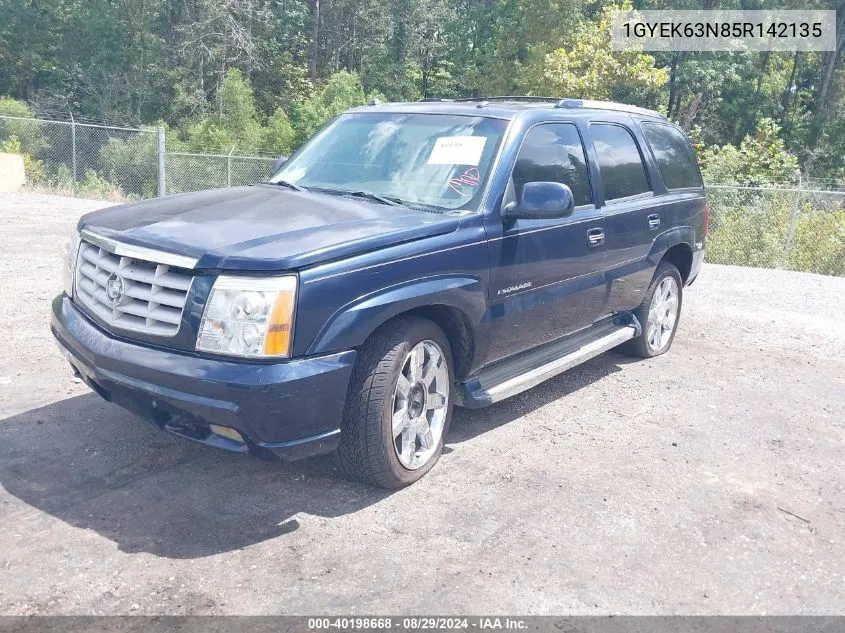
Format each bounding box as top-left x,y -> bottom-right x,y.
452,96 -> 561,103
554,98 -> 666,119
417,96 -> 667,119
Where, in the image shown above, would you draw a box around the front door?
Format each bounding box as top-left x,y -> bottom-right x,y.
482,122 -> 608,366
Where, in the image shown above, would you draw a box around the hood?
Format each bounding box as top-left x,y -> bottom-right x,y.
78,185 -> 460,271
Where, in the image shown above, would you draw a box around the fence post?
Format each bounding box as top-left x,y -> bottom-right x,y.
227,146 -> 235,188
780,176 -> 803,269
70,116 -> 77,197
157,127 -> 166,197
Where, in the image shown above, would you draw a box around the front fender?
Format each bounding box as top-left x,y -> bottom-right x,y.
306,275 -> 487,355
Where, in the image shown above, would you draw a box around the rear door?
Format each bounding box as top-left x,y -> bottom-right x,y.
638,120 -> 707,272
482,121 -> 607,365
589,121 -> 659,313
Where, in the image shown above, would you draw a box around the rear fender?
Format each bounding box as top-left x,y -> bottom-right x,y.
648,225 -> 696,262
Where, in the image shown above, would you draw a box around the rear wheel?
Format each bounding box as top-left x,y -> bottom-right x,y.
618,261 -> 683,358
336,317 -> 453,488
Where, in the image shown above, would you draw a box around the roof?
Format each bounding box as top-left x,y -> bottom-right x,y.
348,96 -> 667,121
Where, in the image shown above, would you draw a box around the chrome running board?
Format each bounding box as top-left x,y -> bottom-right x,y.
457,315 -> 639,408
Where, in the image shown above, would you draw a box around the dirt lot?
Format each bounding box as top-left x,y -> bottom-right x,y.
0,192 -> 843,615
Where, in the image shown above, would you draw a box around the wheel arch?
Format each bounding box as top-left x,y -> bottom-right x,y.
306,275 -> 485,379
397,304 -> 475,381
650,226 -> 695,285
662,242 -> 693,284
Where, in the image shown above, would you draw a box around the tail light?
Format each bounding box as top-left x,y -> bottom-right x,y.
703,204 -> 710,238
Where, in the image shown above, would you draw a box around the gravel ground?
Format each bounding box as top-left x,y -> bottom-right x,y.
0,192 -> 843,615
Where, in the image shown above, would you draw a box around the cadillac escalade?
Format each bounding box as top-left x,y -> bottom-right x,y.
52,97 -> 707,488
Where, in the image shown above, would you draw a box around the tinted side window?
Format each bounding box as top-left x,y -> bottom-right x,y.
590,123 -> 650,201
512,123 -> 592,207
641,122 -> 703,189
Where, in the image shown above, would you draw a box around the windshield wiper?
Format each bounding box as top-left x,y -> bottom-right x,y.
342,190 -> 407,207
267,180 -> 307,192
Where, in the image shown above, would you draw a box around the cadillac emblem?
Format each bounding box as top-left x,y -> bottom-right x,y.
105,272 -> 126,306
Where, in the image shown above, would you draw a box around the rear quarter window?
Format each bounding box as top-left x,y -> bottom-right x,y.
641,123 -> 703,190
590,123 -> 651,202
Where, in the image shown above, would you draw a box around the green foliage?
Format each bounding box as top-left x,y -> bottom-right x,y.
0,96 -> 32,118
164,153 -> 273,195
0,0 -> 841,180
705,186 -> 845,276
465,0 -> 580,96
50,164 -> 74,192
77,169 -> 128,201
537,2 -> 669,100
42,163 -> 129,201
809,106 -> 845,182
177,70 -> 376,154
697,119 -> 800,186
0,0 -> 842,234
217,69 -> 262,149
788,208 -> 845,276
0,96 -> 47,156
253,52 -> 313,115
185,119 -> 238,153
705,187 -> 792,269
0,135 -> 46,184
290,71 -> 380,146
185,69 -> 262,152
262,109 -> 296,155
99,132 -> 158,198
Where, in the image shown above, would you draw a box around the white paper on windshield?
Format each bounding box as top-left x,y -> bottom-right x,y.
427,136 -> 486,166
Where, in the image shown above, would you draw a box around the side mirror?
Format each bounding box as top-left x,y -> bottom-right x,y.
504,181 -> 575,220
271,156 -> 288,175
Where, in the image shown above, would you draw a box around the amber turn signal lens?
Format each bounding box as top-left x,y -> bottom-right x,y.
264,288 -> 295,356
209,424 -> 245,443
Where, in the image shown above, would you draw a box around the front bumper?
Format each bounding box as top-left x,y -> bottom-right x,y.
51,295 -> 356,460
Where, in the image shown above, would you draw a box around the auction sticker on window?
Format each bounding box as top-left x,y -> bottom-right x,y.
427,136 -> 486,166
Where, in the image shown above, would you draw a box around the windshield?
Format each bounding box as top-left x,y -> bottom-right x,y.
271,112 -> 508,211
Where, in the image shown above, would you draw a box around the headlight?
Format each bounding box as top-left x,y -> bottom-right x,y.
61,230 -> 82,297
196,275 -> 297,358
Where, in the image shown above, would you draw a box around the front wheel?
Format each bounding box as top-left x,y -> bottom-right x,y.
618,261 -> 683,358
336,317 -> 454,489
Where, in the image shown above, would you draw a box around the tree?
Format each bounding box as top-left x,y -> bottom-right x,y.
536,2 -> 668,100
0,97 -> 47,156
696,118 -> 800,186
262,108 -> 296,154
185,69 -> 262,152
290,71 -> 381,145
0,0 -> 841,181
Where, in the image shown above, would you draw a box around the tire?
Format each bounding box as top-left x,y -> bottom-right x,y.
336,317 -> 454,489
617,261 -> 683,359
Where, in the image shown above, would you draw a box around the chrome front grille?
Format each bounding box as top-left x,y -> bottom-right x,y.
74,240 -> 194,336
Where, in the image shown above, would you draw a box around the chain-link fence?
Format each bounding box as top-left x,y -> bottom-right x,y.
165,151 -> 275,195
0,115 -> 160,200
0,114 -> 279,200
2,114 -> 843,276
704,184 -> 845,277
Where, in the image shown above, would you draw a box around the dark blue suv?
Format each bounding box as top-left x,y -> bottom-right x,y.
52,97 -> 707,488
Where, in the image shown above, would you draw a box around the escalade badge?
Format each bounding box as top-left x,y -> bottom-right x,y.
105,273 -> 127,306
497,282 -> 533,296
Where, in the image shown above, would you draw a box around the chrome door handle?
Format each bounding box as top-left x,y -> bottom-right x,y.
587,228 -> 605,247
648,214 -> 661,230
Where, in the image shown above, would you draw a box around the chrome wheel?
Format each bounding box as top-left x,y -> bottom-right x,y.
392,340 -> 450,470
646,276 -> 679,352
